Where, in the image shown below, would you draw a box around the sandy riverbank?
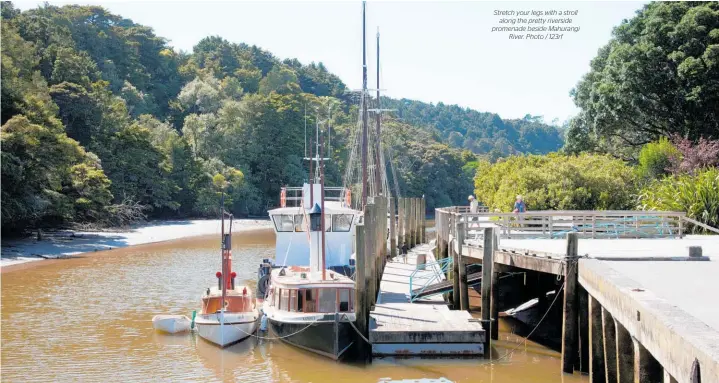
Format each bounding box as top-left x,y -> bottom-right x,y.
1,219 -> 272,268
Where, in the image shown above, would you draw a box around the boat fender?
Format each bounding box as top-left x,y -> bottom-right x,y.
190,310 -> 196,330
231,271 -> 237,290
257,274 -> 270,298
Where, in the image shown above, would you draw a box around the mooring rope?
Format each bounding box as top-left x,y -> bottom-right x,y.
224,314 -> 323,341
341,313 -> 370,344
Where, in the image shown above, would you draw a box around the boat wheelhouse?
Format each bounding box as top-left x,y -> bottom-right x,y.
267,183 -> 361,274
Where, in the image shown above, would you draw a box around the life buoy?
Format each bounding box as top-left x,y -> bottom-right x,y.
345,189 -> 351,207
280,188 -> 287,207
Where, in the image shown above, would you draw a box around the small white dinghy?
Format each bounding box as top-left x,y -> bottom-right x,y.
152,315 -> 191,333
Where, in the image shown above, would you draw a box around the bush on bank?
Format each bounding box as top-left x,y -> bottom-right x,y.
473,153 -> 638,212
638,167 -> 719,232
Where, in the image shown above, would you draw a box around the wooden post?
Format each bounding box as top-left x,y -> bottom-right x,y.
602,308 -> 618,383
354,224 -> 370,361
404,198 -> 412,249
481,227 -> 494,355
457,221 -> 469,311
389,197 -> 397,258
419,197 -> 427,243
364,201 -> 377,307
579,286 -> 590,373
491,233 -> 499,341
634,338 -> 663,383
614,320 -> 634,383
397,198 -> 404,250
452,215 -> 460,309
375,198 -> 384,295
410,198 -> 417,247
562,232 -> 579,374
589,296 -> 606,383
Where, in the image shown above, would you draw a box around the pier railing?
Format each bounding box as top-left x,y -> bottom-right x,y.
436,208 -> 688,239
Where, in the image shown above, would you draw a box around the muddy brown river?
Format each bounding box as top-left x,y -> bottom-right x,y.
1,224 -> 587,382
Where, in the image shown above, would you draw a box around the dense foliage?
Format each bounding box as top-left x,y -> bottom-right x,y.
638,167 -> 719,231
473,153 -> 637,212
566,2 -> 719,157
381,98 -> 564,159
3,2 -> 536,232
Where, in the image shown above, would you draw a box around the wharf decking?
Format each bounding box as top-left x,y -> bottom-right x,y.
368,243 -> 485,356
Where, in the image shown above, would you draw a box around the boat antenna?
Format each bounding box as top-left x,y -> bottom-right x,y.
309,134 -> 314,206
361,0 -> 368,208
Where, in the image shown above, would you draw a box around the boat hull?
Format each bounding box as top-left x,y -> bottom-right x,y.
269,316 -> 355,360
152,315 -> 191,333
196,312 -> 258,347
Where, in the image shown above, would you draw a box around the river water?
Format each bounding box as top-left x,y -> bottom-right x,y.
1,224 -> 587,382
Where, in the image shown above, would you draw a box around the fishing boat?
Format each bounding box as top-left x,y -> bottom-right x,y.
257,1 -> 400,360
196,206 -> 259,347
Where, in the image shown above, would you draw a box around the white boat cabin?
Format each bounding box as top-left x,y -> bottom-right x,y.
266,267 -> 355,314
268,183 -> 361,268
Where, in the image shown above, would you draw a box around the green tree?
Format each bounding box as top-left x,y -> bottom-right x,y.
569,2 -> 719,155
258,65 -> 301,95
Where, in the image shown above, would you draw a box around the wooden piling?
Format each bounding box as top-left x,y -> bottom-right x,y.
490,230 -> 499,341
397,198 -> 404,250
389,197 -> 397,258
421,198 -> 426,244
602,308 -> 618,383
589,296 -> 606,383
404,198 -> 411,249
579,286 -> 590,373
481,227 -> 494,355
452,215 -> 460,309
410,198 -> 417,247
614,320 -> 634,383
457,221 -> 469,311
562,232 -> 579,374
354,224 -> 369,361
634,338 -> 663,383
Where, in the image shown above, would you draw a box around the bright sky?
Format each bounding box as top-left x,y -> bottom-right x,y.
15,0 -> 645,124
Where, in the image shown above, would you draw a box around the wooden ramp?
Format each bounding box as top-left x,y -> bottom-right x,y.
411,272 -> 482,300
369,243 -> 485,356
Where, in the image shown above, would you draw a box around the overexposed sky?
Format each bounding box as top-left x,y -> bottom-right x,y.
14,1 -> 645,123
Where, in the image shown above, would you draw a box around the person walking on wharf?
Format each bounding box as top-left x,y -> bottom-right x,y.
513,195 -> 526,213
468,195 -> 478,214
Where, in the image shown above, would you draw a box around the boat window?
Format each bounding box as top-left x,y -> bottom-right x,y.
272,215 -> 294,232
304,289 -> 316,312
332,214 -> 353,232
273,288 -> 279,307
294,215 -> 305,232
297,290 -> 304,312
281,289 -> 290,311
339,289 -> 350,312
318,288 -> 337,313
289,290 -> 298,312
325,215 -> 331,232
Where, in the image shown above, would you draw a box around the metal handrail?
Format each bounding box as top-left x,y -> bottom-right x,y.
408,257 -> 453,302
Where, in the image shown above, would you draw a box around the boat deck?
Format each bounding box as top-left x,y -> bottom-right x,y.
369,243 -> 485,356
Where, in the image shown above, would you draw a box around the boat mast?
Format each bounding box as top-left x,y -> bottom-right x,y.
361,0 -> 369,208
220,192 -> 227,315
374,28 -> 382,195
309,133 -> 314,206
320,131 -> 327,280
